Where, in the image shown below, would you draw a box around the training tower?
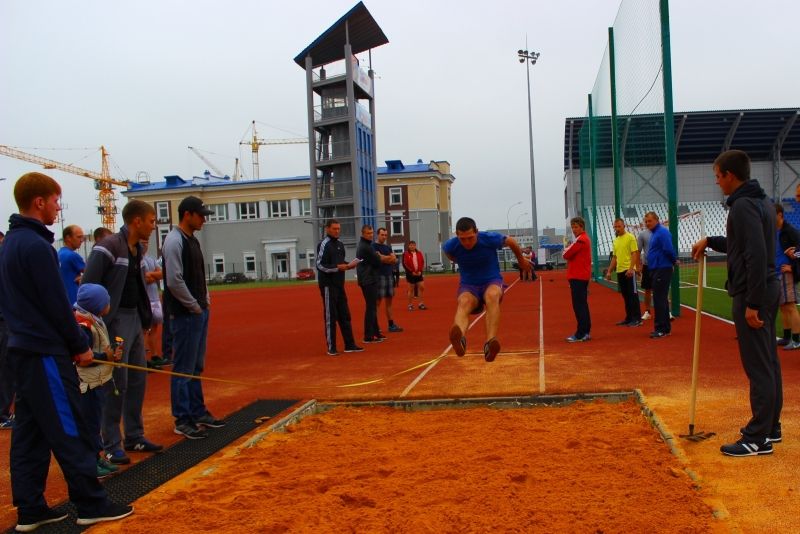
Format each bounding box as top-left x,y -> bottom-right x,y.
294,2 -> 388,253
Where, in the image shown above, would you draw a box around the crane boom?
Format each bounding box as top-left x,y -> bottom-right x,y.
188,146 -> 226,177
238,120 -> 308,179
0,144 -> 128,230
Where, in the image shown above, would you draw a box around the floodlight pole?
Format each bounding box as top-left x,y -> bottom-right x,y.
518,47 -> 540,251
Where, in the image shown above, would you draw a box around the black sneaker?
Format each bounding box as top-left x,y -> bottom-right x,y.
627,320 -> 643,327
615,320 -> 630,326
174,422 -> 208,439
363,337 -> 384,344
124,438 -> 164,453
76,502 -> 133,526
720,439 -> 773,457
16,509 -> 68,532
388,324 -> 404,333
483,338 -> 501,362
343,345 -> 364,353
105,449 -> 131,465
649,331 -> 669,338
327,349 -> 339,356
196,413 -> 226,428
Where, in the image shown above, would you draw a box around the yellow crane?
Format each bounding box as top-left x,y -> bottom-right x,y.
240,120 -> 307,179
0,145 -> 129,231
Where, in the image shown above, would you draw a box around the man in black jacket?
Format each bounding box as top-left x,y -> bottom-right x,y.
692,150 -> 782,457
774,203 -> 800,349
83,200 -> 162,464
316,219 -> 363,355
356,225 -> 396,343
0,172 -> 132,530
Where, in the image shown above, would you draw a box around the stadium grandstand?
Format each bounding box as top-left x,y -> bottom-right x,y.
564,107 -> 800,258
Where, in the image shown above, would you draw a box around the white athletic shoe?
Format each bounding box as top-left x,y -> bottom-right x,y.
641,311 -> 651,320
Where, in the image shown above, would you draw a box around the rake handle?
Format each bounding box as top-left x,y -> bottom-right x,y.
688,255 -> 705,429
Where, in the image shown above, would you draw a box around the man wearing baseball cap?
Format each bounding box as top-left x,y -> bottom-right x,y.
162,196 -> 225,440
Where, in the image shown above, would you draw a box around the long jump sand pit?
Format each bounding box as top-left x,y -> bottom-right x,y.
96,394 -> 728,533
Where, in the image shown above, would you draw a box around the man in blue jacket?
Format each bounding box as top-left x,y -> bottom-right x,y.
692,150 -> 782,457
644,212 -> 676,338
0,172 -> 132,530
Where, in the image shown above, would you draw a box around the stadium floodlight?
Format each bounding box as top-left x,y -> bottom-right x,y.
517,47 -> 540,250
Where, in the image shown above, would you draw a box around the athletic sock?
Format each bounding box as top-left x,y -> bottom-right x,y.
783,329 -> 791,340
793,333 -> 800,343
389,320 -> 395,327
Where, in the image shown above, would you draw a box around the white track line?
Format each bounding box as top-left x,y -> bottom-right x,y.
538,276 -> 545,393
398,278 -> 522,398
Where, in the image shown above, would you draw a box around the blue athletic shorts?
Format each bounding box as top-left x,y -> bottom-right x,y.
457,278 -> 505,314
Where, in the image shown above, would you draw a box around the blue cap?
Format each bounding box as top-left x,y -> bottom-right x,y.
76,283 -> 110,315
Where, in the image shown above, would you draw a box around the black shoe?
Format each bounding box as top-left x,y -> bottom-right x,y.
196,413 -> 226,428
483,338 -> 501,362
388,324 -> 404,333
363,337 -> 385,344
174,422 -> 208,439
76,502 -> 133,526
376,333 -> 387,340
627,320 -> 643,327
720,439 -> 773,457
327,349 -> 339,356
449,324 -> 467,357
105,449 -> 131,465
124,438 -> 164,453
344,345 -> 364,353
16,509 -> 68,532
649,331 -> 669,338
777,338 -> 790,346
615,320 -> 630,326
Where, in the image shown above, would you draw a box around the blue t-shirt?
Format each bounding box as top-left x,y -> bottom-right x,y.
442,231 -> 505,285
372,241 -> 395,276
58,246 -> 85,306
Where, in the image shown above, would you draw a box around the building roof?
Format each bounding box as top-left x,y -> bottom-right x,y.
564,107 -> 800,170
125,160 -> 447,194
293,1 -> 389,69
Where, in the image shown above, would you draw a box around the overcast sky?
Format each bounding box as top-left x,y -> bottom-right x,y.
1,0 -> 797,237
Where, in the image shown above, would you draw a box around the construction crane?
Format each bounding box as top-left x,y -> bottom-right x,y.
188,146 -> 227,177
0,145 -> 128,230
240,120 -> 307,179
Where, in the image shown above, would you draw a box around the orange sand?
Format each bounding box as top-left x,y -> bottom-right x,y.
95,400 -> 728,533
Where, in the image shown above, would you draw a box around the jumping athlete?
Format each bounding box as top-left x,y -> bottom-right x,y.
443,217 -> 530,362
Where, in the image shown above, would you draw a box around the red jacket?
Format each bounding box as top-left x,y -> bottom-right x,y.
563,232 -> 591,281
402,250 -> 425,274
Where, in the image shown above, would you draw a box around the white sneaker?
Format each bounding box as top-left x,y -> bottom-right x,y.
782,340 -> 800,351
641,311 -> 651,320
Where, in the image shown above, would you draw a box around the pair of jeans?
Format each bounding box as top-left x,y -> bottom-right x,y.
170,309 -> 210,426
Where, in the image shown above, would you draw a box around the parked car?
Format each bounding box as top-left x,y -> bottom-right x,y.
296,268 -> 316,281
428,262 -> 445,273
223,272 -> 249,284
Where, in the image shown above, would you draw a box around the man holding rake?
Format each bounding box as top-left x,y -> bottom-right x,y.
692,149 -> 782,457
444,217 -> 530,362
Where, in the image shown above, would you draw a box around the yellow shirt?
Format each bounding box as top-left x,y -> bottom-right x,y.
612,232 -> 638,272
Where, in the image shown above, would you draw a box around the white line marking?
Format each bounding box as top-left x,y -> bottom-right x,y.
399,278 -> 521,398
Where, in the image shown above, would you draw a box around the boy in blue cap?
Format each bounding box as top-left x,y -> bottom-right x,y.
74,283 -> 123,478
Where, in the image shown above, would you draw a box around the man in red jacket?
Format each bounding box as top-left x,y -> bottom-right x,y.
402,241 -> 427,310
562,216 -> 592,342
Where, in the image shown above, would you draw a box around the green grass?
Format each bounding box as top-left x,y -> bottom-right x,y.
678,262 -> 732,320
208,279 -> 318,291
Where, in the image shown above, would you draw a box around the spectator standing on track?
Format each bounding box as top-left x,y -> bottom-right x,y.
692,149 -> 782,457
773,203 -> 800,350
645,212 -> 676,339
373,227 -> 403,334
403,241 -> 427,310
0,230 -> 14,431
444,217 -> 530,362
141,240 -> 171,368
0,172 -> 132,531
82,200 -> 163,464
356,224 -> 394,344
58,224 -> 86,306
162,196 -> 227,440
73,283 -> 123,479
316,219 -> 363,355
605,219 -> 641,327
636,223 -> 653,321
563,216 -> 592,343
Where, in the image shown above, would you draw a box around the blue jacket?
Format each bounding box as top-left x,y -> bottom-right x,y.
0,214 -> 89,356
646,223 -> 676,269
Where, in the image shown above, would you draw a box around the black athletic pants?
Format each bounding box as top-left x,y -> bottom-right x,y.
616,272 -> 641,323
569,279 -> 591,338
651,267 -> 672,334
8,349 -> 109,517
360,283 -> 380,341
732,280 -> 783,442
320,285 -> 356,352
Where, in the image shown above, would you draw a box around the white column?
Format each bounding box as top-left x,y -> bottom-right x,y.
263,245 -> 274,279
289,243 -> 297,277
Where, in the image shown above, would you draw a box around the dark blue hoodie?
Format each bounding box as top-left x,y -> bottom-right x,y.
0,214 -> 89,356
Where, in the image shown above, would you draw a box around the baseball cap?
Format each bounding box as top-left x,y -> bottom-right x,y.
76,283 -> 111,315
178,196 -> 214,216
